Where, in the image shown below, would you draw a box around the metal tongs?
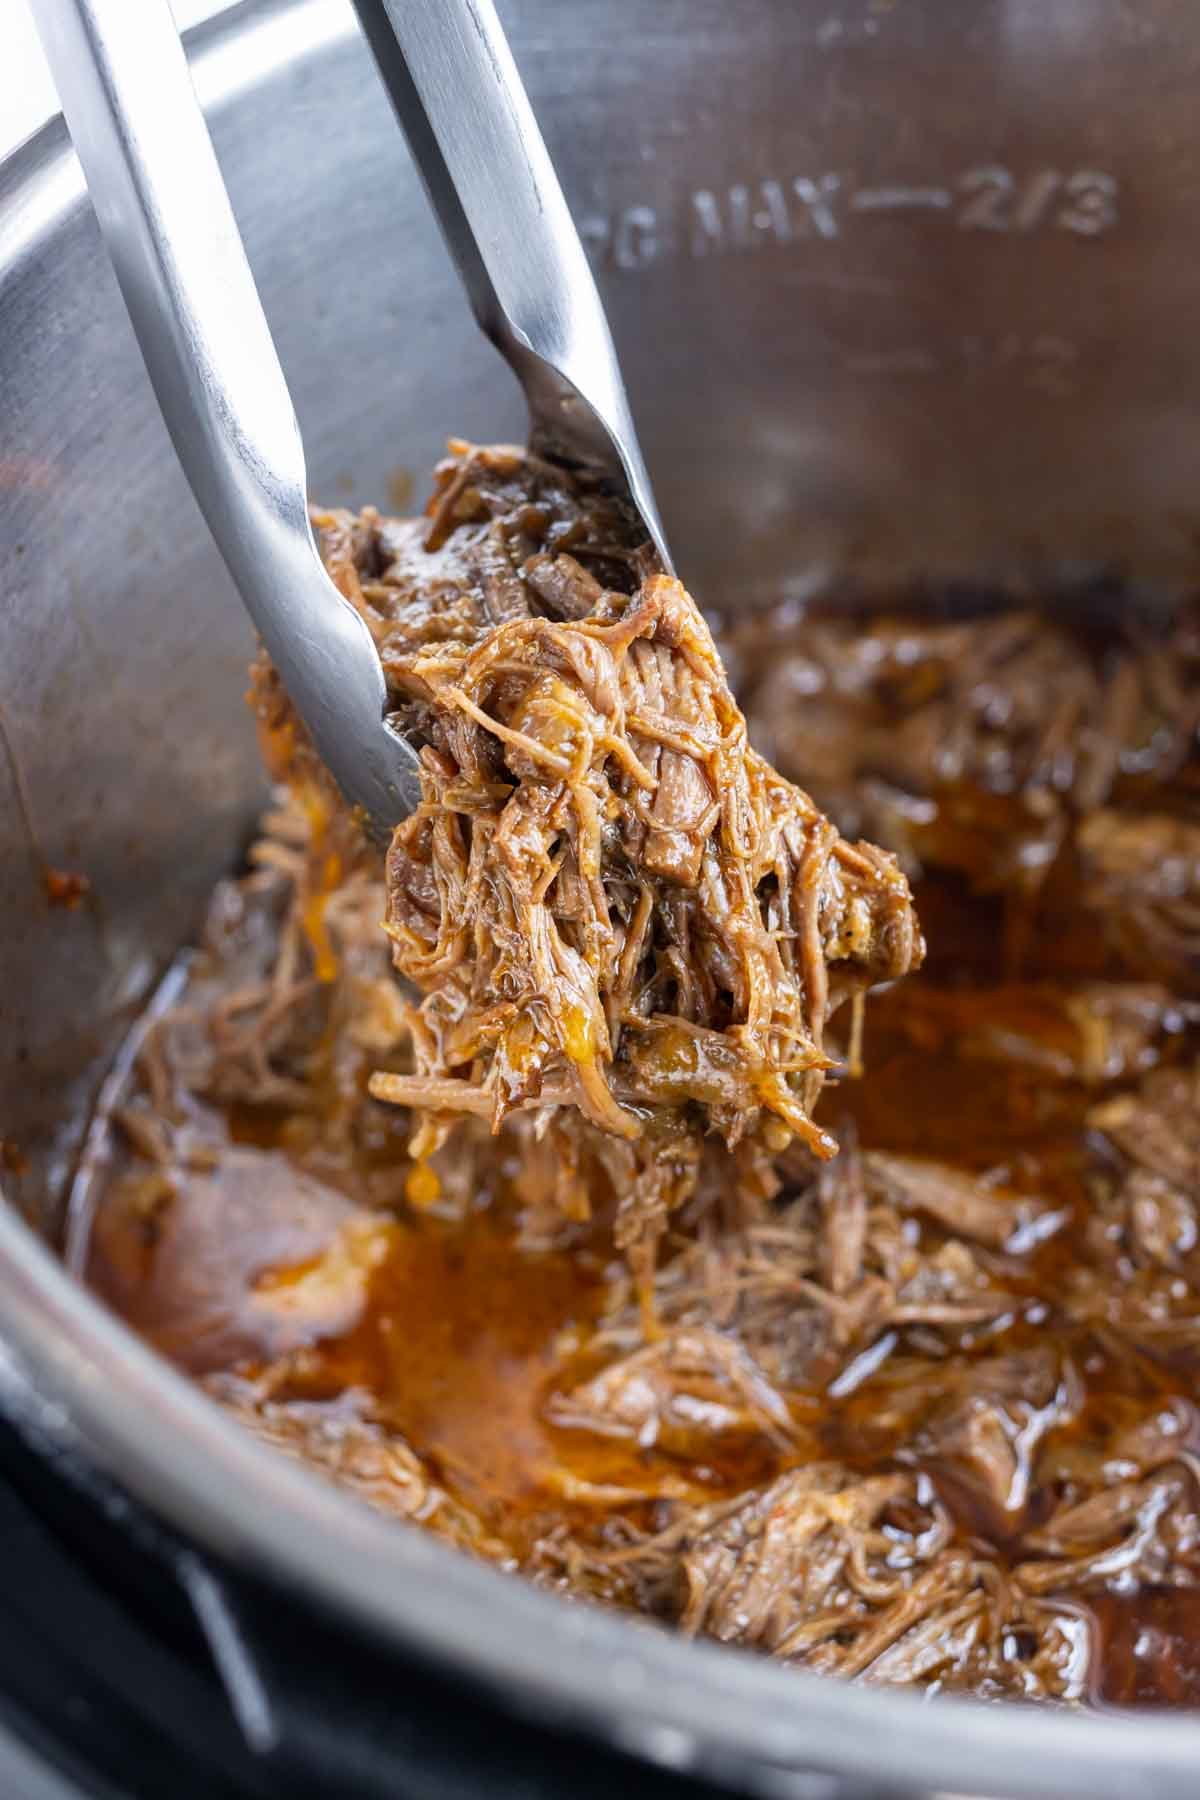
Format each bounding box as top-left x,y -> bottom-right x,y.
32,0 -> 671,842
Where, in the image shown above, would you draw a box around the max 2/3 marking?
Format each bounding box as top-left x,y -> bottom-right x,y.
579,167 -> 1120,272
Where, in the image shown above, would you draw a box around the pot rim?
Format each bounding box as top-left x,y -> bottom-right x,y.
4,4 -> 1200,1791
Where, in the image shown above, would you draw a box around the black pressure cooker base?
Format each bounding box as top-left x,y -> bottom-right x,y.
0,1410 -> 886,1800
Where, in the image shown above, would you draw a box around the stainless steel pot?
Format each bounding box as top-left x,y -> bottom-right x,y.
4,1 -> 1200,1792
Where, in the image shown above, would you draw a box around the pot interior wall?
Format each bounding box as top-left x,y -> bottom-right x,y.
6,0 -> 1200,1230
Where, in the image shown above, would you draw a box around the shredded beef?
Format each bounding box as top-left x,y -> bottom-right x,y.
82,467 -> 1200,1709
207,1378 -> 508,1560
255,443 -> 922,1271
533,1463 -> 1090,1699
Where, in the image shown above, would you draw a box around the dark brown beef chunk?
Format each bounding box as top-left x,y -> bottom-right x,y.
537,1463 -> 1089,1698
1076,812 -> 1200,987
546,1326 -> 793,1462
732,601 -> 1200,931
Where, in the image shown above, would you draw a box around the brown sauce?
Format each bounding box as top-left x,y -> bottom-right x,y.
1092,1589 -> 1200,1707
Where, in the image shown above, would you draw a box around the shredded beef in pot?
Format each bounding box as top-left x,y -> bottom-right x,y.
79,447 -> 1200,1710
254,442 -> 921,1277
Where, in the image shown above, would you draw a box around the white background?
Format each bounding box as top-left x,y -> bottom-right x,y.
2,0 -> 228,160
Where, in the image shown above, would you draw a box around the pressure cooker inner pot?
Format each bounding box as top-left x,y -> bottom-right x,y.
7,0 -> 1200,1784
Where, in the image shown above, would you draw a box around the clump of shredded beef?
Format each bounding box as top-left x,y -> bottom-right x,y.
533,1462 -> 1091,1699
253,443 -> 922,1272
206,1377 -> 511,1562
